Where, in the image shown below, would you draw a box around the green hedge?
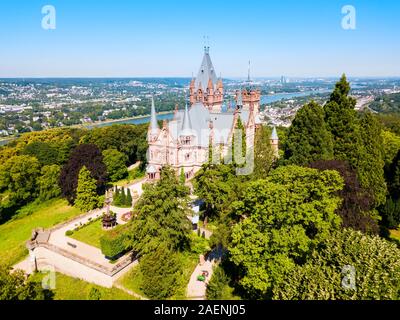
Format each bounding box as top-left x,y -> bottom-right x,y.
100,225 -> 130,259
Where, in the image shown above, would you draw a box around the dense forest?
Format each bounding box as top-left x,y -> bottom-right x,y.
2,75 -> 400,300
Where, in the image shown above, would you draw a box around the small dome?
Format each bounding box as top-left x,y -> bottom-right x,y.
146,165 -> 157,174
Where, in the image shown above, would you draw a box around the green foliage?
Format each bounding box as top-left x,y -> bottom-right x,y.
130,166 -> 191,255
253,125 -> 275,179
273,229 -> 400,300
194,164 -> 244,218
310,160 -> 378,234
323,76 -> 386,207
356,112 -> 387,206
100,225 -> 130,259
180,167 -> 186,185
38,165 -> 61,201
126,188 -> 132,206
324,74 -> 362,165
22,141 -> 59,166
229,165 -> 344,299
382,130 -> 400,166
370,92 -> 400,114
381,198 -> 400,229
0,155 -> 41,206
387,149 -> 400,200
0,265 -> 45,300
74,166 -> 100,212
140,244 -> 183,300
285,101 -> 333,165
102,149 -> 128,182
189,233 -> 210,255
80,124 -> 148,164
206,265 -> 231,300
112,187 -> 132,208
88,287 -> 102,300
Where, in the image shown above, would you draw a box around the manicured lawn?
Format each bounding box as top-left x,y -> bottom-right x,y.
30,272 -> 136,300
0,199 -> 82,266
69,219 -> 106,248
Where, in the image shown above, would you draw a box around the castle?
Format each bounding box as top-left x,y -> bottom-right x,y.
146,47 -> 278,180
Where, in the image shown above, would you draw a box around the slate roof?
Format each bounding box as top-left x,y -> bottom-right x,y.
194,47 -> 218,92
149,96 -> 159,134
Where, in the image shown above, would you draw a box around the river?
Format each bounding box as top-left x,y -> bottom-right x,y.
0,90 -> 326,146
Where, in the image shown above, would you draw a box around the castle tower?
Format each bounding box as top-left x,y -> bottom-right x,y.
189,47 -> 223,113
270,126 -> 279,158
148,95 -> 160,142
180,103 -> 195,144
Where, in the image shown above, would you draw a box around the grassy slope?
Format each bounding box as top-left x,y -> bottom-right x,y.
0,199 -> 81,266
31,272 -> 136,300
69,219 -> 106,248
117,251 -> 198,300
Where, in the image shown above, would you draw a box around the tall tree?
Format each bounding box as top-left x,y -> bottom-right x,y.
194,164 -> 242,218
102,149 -> 128,182
0,265 -> 45,300
59,144 -> 107,204
387,149 -> 400,200
253,125 -> 275,179
130,166 -> 191,255
357,112 -> 387,206
38,164 -> 62,201
22,141 -> 59,166
324,74 -> 362,165
0,155 -> 41,206
229,166 -> 344,299
273,229 -> 400,300
140,244 -> 182,299
285,101 -> 334,165
309,160 -> 378,234
74,166 -> 100,212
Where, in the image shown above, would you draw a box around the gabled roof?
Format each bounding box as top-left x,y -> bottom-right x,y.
194,47 -> 218,92
180,103 -> 194,136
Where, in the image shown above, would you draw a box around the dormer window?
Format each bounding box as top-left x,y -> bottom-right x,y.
181,136 -> 191,145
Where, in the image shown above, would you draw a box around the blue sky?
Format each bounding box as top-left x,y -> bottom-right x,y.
0,0 -> 399,77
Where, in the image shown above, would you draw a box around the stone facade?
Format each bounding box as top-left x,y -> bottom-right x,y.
146,48 -> 277,181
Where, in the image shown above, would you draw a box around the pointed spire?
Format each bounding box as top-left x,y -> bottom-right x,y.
247,60 -> 251,83
180,102 -> 193,136
237,89 -> 243,107
271,126 -> 279,140
149,95 -> 159,133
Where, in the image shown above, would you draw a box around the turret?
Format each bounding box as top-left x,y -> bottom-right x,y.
236,89 -> 243,108
148,95 -> 159,142
270,126 -> 279,158
180,103 -> 194,145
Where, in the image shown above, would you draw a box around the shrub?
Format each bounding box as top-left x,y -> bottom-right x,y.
140,244 -> 182,299
65,230 -> 73,236
190,233 -> 210,255
88,287 -> 102,300
206,265 -> 230,300
100,225 -> 130,259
